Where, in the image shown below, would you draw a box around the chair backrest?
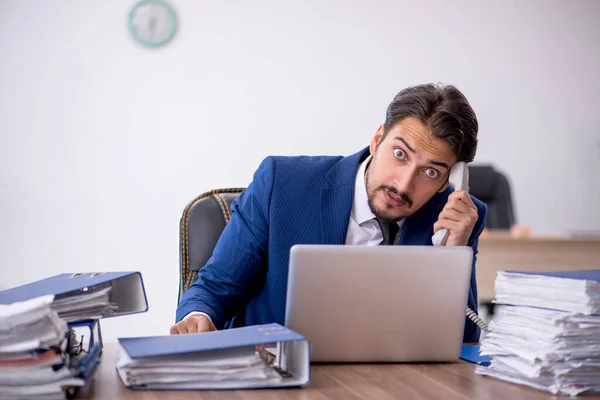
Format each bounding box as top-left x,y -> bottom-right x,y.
468,165 -> 516,229
178,188 -> 245,304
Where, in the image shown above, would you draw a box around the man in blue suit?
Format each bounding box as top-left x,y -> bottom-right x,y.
172,83 -> 487,342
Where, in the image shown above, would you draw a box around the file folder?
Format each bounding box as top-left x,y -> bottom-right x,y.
116,323 -> 310,390
0,310 -> 102,399
504,269 -> 600,281
460,344 -> 491,366
0,272 -> 148,320
65,319 -> 103,398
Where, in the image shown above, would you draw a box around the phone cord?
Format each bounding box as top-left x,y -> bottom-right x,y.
466,307 -> 489,333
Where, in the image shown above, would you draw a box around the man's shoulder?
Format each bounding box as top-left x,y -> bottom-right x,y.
250,148 -> 368,193
269,154 -> 345,171
256,154 -> 345,183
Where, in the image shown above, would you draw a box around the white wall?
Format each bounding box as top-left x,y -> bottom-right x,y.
1,0 -> 599,341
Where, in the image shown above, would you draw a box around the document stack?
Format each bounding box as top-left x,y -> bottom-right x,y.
0,272 -> 148,323
117,323 -> 310,390
0,295 -> 92,399
476,269 -> 600,396
0,271 -> 149,399
52,285 -> 116,322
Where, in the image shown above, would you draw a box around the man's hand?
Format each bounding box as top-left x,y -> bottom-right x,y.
170,314 -> 217,335
433,190 -> 478,246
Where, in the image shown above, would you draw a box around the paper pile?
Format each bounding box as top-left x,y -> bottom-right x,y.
0,295 -> 85,400
0,272 -> 146,324
117,345 -> 282,389
116,323 -> 311,390
476,270 -> 600,396
52,286 -> 117,322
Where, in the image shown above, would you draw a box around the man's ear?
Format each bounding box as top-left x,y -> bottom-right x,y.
369,125 -> 385,155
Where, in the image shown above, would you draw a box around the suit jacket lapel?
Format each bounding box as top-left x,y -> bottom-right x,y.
321,148 -> 370,245
321,187 -> 353,244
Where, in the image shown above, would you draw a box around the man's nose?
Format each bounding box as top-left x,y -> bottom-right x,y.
392,166 -> 419,194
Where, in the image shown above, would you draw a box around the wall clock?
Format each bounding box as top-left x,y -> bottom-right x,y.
128,0 -> 178,48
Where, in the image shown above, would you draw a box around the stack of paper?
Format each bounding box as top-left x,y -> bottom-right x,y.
476,270 -> 600,396
52,286 -> 117,322
117,346 -> 282,389
0,271 -> 148,398
0,295 -> 85,400
0,273 -> 134,323
116,323 -> 310,390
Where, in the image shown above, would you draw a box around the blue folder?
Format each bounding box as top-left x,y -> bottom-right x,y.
64,320 -> 104,398
460,344 -> 491,366
0,272 -> 148,398
0,271 -> 148,318
504,269 -> 600,281
117,323 -> 311,390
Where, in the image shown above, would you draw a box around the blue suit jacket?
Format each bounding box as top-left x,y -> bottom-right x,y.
176,148 -> 488,342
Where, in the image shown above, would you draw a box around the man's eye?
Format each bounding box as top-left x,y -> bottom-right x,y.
424,168 -> 439,179
393,148 -> 407,160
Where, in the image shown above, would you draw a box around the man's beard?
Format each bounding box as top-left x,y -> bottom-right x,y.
365,163 -> 413,223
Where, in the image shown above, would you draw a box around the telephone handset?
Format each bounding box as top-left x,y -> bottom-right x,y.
431,162 -> 469,246
431,162 -> 490,333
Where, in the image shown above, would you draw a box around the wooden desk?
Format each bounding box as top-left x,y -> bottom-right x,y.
477,232 -> 600,302
80,343 -> 597,400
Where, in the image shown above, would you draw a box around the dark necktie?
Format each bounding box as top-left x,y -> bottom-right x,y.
375,218 -> 399,245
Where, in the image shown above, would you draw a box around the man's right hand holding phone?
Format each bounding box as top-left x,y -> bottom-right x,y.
170,313 -> 216,334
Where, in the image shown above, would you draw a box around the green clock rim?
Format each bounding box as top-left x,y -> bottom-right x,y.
128,0 -> 178,48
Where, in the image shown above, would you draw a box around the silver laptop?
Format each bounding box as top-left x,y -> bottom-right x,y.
284,244 -> 473,362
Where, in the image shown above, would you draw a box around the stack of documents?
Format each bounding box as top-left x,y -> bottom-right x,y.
0,271 -> 148,398
476,269 -> 600,396
0,272 -> 148,322
0,295 -> 85,400
117,323 -> 310,390
52,285 -> 116,322
118,345 -> 282,389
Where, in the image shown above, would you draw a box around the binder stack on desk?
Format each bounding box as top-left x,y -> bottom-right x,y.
476,269 -> 600,396
0,272 -> 148,323
0,295 -> 80,399
116,323 -> 310,390
0,272 -> 148,399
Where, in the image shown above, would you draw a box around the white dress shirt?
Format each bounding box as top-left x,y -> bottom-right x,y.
183,155 -> 404,325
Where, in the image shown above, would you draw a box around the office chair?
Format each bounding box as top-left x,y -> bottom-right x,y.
468,165 -> 516,320
468,165 -> 516,229
178,188 -> 245,305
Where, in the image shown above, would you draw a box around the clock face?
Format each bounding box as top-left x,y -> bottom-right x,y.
128,0 -> 178,48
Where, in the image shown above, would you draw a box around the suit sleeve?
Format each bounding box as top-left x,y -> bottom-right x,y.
462,199 -> 488,343
175,157 -> 275,329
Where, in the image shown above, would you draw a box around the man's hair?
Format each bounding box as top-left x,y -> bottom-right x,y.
383,83 -> 478,162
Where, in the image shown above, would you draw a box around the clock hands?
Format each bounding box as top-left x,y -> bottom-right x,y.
148,5 -> 158,39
